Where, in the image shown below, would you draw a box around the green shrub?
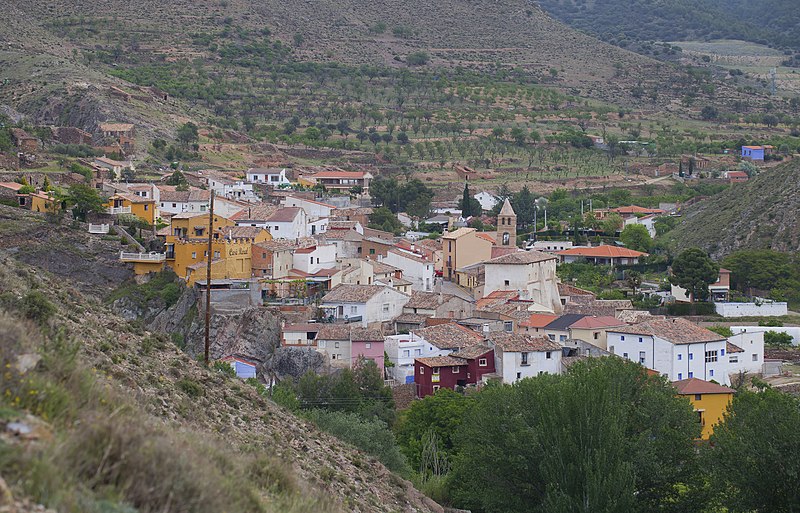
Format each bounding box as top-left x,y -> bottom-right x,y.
20,291 -> 56,324
177,378 -> 204,398
708,325 -> 733,337
212,360 -> 237,378
160,283 -> 181,307
304,409 -> 410,474
764,331 -> 793,348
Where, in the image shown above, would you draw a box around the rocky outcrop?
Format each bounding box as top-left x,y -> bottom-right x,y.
186,306 -> 281,363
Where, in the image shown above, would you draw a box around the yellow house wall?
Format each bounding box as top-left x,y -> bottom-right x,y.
686,392 -> 733,440
171,229 -> 272,285
569,327 -> 612,350
130,201 -> 157,225
169,214 -> 234,236
29,195 -> 57,213
132,261 -> 166,275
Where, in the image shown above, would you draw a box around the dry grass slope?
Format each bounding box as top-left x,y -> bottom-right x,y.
669,160 -> 800,259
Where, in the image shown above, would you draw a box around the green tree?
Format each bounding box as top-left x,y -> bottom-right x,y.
369,206 -> 404,235
626,270 -> 642,294
721,249 -> 797,296
176,122 -> 199,148
450,358 -> 700,513
670,248 -> 719,304
620,224 -> 653,252
764,331 -> 793,348
709,389 -> 800,513
395,389 -> 475,473
602,213 -> 624,235
459,182 -> 481,218
406,52 -> 429,66
66,183 -> 105,221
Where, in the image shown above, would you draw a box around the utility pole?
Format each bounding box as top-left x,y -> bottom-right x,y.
204,190 -> 215,366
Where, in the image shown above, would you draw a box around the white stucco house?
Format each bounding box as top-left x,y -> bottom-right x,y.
486,332 -> 562,384
157,187 -> 210,214
474,191 -> 499,212
382,248 -> 435,292
483,250 -> 562,313
266,207 -> 307,240
246,168 -> 291,187
205,171 -> 259,202
606,318 -> 759,386
293,244 -> 337,275
282,195 -> 336,221
320,284 -> 410,327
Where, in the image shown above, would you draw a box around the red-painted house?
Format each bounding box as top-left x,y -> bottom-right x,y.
414,345 -> 495,398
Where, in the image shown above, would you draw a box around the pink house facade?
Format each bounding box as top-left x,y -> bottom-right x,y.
351,330 -> 385,374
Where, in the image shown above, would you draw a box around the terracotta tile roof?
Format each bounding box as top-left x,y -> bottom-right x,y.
95,156 -> 129,167
363,227 -> 395,241
283,323 -> 321,333
487,332 -> 561,352
218,226 -> 266,239
395,312 -> 431,324
563,299 -> 634,317
406,291 -> 454,310
476,290 -> 519,310
520,313 -> 560,328
616,310 -> 663,324
490,246 -> 518,259
558,283 -> 595,297
267,207 -> 302,222
673,378 -> 735,395
568,315 -> 627,329
230,204 -> 279,221
411,322 -> 484,349
486,250 -> 556,265
315,325 -> 382,341
324,230 -> 363,241
442,227 -> 476,240
609,318 -> 726,345
416,355 -> 467,368
416,239 -> 442,251
0,182 -> 24,191
159,188 -> 211,203
253,240 -> 298,252
727,341 -> 745,353
610,205 -> 665,215
328,220 -> 361,230
452,344 -> 493,360
388,248 -> 431,264
370,260 -> 401,275
476,232 -> 496,243
556,245 -> 648,258
322,284 -> 389,303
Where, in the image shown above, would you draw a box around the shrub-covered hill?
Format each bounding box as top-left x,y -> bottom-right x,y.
0,208 -> 440,513
668,160 -> 800,260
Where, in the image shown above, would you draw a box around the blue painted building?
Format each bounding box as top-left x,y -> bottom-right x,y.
741,145 -> 764,161
220,356 -> 258,379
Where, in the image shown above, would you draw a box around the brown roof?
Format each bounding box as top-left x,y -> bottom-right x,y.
406,291 -> 454,310
609,318 -> 726,345
219,226 -> 267,239
411,323 -> 484,349
568,316 -> 627,329
323,230 -> 363,241
395,312 -> 431,325
322,284 -> 391,303
283,323 -> 321,333
485,250 -> 557,265
556,245 -> 648,258
370,260 -> 401,275
673,378 -> 735,395
362,227 -> 395,241
442,227 -> 476,240
253,240 -> 298,252
563,299 -> 634,317
159,188 -> 210,203
558,283 -> 595,297
616,310 -> 663,324
99,123 -> 134,132
726,341 -> 745,353
452,344 -> 493,359
230,204 -> 279,221
416,355 -> 467,368
316,325 -> 381,341
520,313 -> 560,328
487,332 -> 561,352
417,239 -> 442,251
267,207 -> 303,222
328,220 -> 361,230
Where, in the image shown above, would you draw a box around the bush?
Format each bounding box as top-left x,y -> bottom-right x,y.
764,331 -> 793,348
20,291 -> 56,325
708,325 -> 734,337
212,360 -> 237,378
177,378 -> 204,398
666,302 -> 716,316
304,409 -> 410,474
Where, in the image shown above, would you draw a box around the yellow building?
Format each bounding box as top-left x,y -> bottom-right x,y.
21,191 -> 59,213
165,213 -> 271,285
106,193 -> 158,224
673,378 -> 735,440
442,227 -> 493,281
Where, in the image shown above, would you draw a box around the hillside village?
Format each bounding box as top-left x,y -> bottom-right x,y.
1,130 -> 795,439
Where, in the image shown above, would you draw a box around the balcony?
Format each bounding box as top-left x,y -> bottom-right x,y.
88,223 -> 110,234
119,251 -> 166,263
107,206 -> 132,215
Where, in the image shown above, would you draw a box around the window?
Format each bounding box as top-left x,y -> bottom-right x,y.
382,303 -> 390,314
516,372 -> 521,380
709,369 -> 714,377
688,372 -> 694,378
593,332 -> 600,340
559,335 -> 567,342
721,349 -> 725,356
350,306 -> 358,314
730,356 -> 738,363
479,358 -> 487,367
678,373 -> 683,380
705,350 -> 718,363
191,252 -> 196,259
689,353 -> 694,360
419,366 -> 424,374
369,248 -> 375,255
214,251 -> 220,258
403,350 -> 410,357
639,351 -> 646,364
144,204 -> 149,211
204,251 -> 208,257
548,334 -> 555,341
172,203 -> 177,208
414,349 -> 421,356
275,226 -> 279,231
546,351 -> 552,359
623,353 -> 628,358
334,342 -> 340,349
620,336 -> 625,341
365,343 -> 371,349
331,354 -> 337,360
695,394 -> 702,401
433,367 -> 440,375
678,354 -> 682,361
504,280 -> 510,286
521,352 -> 529,366
433,385 -> 440,392
452,366 -> 459,373
638,337 -> 643,343
752,354 -> 759,361
609,346 -> 615,354
504,321 -> 513,332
